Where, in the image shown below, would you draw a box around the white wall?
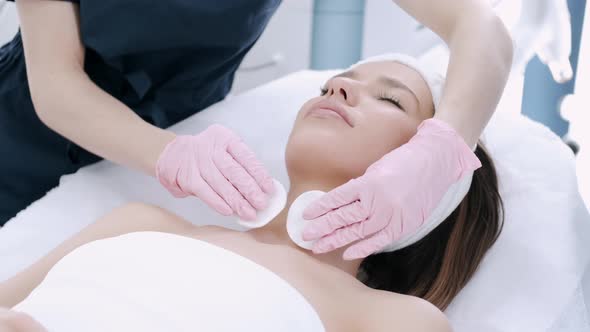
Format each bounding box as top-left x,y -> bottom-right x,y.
232,0 -> 313,93
362,0 -> 524,59
0,2 -> 19,45
362,0 -> 443,58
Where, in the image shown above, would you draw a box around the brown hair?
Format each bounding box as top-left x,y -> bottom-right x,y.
358,143 -> 504,310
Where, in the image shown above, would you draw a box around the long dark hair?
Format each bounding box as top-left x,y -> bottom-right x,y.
358,143 -> 504,310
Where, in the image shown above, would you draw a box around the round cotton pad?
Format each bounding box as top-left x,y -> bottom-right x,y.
237,179 -> 287,229
286,190 -> 326,250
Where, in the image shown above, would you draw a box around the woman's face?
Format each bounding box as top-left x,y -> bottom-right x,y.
286,61 -> 435,184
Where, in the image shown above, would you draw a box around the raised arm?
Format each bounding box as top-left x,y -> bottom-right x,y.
393,0 -> 514,146
16,0 -> 175,175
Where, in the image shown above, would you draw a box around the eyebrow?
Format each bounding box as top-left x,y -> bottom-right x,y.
332,70 -> 421,108
376,76 -> 421,108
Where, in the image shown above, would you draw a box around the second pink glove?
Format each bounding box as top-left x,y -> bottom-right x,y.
301,119 -> 482,260
156,124 -> 275,221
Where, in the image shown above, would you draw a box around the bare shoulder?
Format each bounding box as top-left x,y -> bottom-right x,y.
361,290 -> 452,332
54,202 -> 201,253
106,202 -> 230,237
98,202 -> 195,234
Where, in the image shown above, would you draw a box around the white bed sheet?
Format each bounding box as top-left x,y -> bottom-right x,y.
1,70 -> 589,332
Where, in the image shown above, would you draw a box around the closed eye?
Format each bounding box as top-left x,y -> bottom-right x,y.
378,92 -> 405,112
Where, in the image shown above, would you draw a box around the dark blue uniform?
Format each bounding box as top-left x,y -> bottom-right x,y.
0,0 -> 281,224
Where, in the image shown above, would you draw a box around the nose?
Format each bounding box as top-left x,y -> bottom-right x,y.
324,77 -> 359,106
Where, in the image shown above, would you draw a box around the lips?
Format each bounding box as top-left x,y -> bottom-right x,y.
307,99 -> 354,127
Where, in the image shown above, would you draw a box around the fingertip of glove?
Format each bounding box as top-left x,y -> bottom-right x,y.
216,204 -> 234,216
302,207 -> 318,220
262,178 -> 276,195
238,204 -> 257,221
301,227 -> 318,241
250,193 -> 269,211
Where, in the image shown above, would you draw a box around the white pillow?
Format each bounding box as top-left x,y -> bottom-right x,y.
1,70 -> 589,332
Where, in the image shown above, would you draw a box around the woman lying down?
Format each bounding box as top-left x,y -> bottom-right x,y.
0,55 -> 503,332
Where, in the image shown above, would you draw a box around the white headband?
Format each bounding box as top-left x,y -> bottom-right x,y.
350,53 -> 446,111
350,54 -> 473,252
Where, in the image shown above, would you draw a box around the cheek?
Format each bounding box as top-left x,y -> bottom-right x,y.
286,118 -> 367,179
348,107 -> 420,165
286,101 -> 421,180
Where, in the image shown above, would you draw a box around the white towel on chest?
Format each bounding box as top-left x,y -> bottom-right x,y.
15,232 -> 325,332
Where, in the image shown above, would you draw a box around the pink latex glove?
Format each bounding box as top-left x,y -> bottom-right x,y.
301,119 -> 482,260
156,124 -> 275,221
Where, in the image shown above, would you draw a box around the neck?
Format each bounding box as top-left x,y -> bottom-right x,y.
250,178 -> 363,277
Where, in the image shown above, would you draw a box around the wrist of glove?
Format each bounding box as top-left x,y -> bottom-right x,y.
368,118 -> 480,194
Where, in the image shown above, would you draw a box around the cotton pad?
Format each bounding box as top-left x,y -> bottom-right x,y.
286,190 -> 325,250
237,179 -> 287,229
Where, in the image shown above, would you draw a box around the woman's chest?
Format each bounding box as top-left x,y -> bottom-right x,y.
193,230 -> 365,332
